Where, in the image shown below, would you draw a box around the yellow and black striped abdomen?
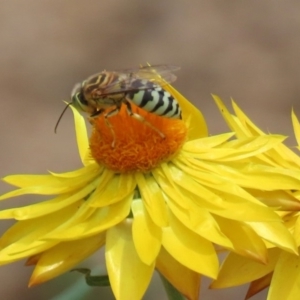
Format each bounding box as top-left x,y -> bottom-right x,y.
126,79 -> 182,119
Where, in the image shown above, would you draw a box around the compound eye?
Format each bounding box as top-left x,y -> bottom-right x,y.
72,92 -> 88,106
76,92 -> 89,105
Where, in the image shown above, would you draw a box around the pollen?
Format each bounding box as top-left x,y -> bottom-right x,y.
89,104 -> 187,172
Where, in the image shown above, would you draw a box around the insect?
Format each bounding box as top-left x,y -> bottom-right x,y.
55,64 -> 182,147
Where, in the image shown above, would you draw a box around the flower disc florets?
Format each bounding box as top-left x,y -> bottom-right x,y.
89,104 -> 187,172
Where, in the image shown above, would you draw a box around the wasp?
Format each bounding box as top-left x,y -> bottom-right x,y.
55,64 -> 182,146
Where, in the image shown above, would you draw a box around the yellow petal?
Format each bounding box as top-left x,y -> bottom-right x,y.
211,248 -> 281,288
214,216 -> 268,263
45,195 -> 132,240
183,132 -> 235,152
2,174 -> 59,188
70,103 -> 91,166
267,252 -> 300,300
48,163 -> 101,178
131,200 -> 162,265
0,165 -> 100,199
158,162 -> 281,222
231,99 -> 300,169
174,158 -> 267,205
86,168 -> 115,206
166,194 -> 233,249
272,144 -> 300,169
89,172 -> 136,207
292,110 -> 300,148
105,219 -> 155,300
293,214 -> 300,246
231,100 -> 266,136
247,221 -> 297,254
232,101 -> 300,169
156,246 -> 201,300
213,95 -> 257,137
214,96 -> 300,169
0,203 -> 80,263
187,157 -> 300,191
29,233 -> 105,286
162,211 -> 218,278
42,197 -> 97,240
184,135 -> 286,162
0,177 -> 101,220
222,136 -> 286,161
1,163 -> 100,189
246,189 -> 300,211
165,84 -> 208,140
135,172 -> 168,227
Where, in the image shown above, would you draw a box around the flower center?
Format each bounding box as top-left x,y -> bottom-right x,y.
89,104 -> 187,172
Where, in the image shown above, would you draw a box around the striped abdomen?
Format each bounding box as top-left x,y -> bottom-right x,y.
126,79 -> 182,119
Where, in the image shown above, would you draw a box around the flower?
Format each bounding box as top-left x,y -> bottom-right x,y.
0,87 -> 299,300
210,96 -> 300,300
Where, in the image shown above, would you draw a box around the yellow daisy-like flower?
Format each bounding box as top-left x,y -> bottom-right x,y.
211,97 -> 300,300
0,87 -> 299,300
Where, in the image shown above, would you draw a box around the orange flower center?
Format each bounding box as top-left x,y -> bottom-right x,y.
89,104 -> 187,172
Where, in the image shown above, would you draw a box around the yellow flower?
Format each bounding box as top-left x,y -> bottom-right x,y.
0,88 -> 299,300
211,97 -> 300,300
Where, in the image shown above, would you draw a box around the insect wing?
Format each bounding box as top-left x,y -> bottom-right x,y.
101,64 -> 180,95
137,64 -> 180,84
114,64 -> 180,84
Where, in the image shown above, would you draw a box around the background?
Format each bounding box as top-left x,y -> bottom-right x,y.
0,1 -> 299,299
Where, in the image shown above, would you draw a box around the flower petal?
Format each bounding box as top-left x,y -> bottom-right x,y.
184,135 -> 286,162
0,203 -> 81,263
247,221 -> 297,254
45,195 -> 132,241
165,194 -> 233,248
131,200 -> 162,265
246,189 -> 300,211
135,172 -> 168,227
0,165 -> 101,199
183,133 -> 235,152
162,211 -> 218,279
156,247 -> 201,300
215,96 -> 300,169
157,162 -> 281,222
185,157 -> 300,191
211,248 -> 281,288
29,234 -> 105,286
1,164 -> 100,188
293,214 -> 300,246
214,216 -> 268,263
105,219 -> 155,300
165,84 -> 208,140
0,177 -> 101,220
267,252 -> 300,300
292,110 -> 300,149
70,103 -> 91,166
213,95 -> 249,137
89,172 -> 136,207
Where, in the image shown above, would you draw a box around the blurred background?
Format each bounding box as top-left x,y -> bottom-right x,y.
1,1 -> 300,299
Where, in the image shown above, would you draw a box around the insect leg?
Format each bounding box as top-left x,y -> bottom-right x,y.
124,99 -> 165,139
90,108 -> 118,148
103,108 -> 120,148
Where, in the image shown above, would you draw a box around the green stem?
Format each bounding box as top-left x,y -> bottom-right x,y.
72,268 -> 110,287
159,273 -> 186,300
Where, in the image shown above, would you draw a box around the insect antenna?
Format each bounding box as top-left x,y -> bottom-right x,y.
54,102 -> 72,133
